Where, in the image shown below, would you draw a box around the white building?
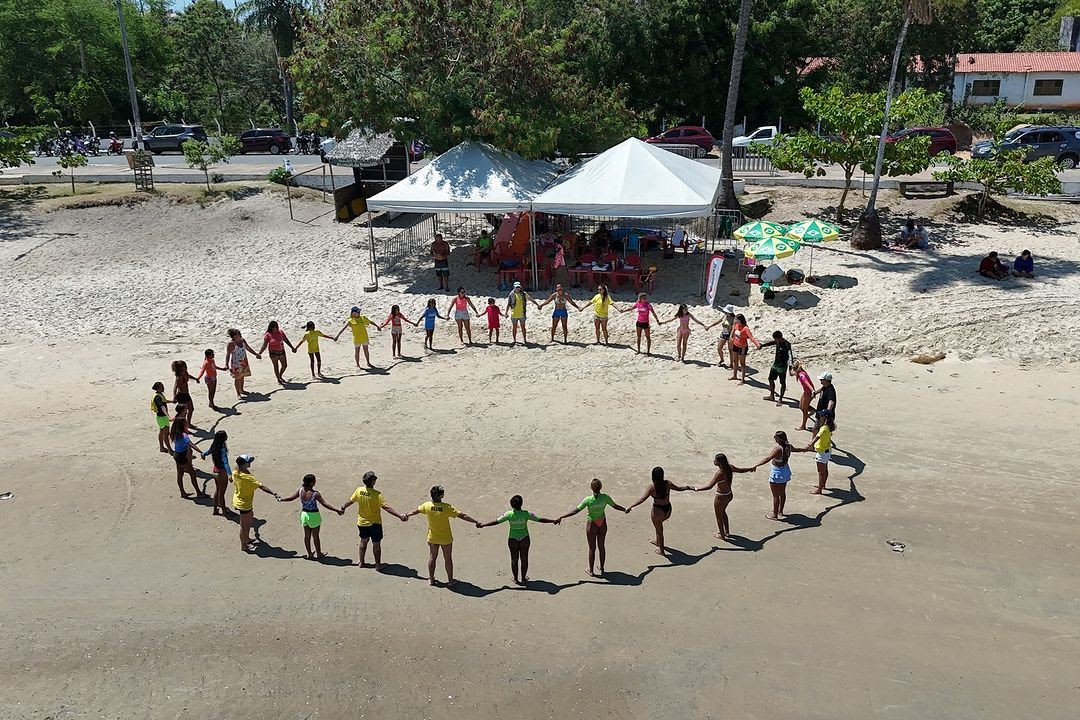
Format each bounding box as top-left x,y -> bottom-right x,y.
952,52 -> 1080,110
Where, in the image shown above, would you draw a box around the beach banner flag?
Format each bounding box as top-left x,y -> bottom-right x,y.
706,253 -> 725,306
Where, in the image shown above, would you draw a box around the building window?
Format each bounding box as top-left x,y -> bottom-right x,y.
970,79 -> 1001,96
1033,79 -> 1064,96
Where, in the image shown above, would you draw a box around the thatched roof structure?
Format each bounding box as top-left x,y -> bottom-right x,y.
326,130 -> 397,168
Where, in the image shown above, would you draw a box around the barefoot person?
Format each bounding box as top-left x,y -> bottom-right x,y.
169,414 -> 205,499
335,306 -> 381,369
476,494 -> 558,585
556,479 -> 627,577
753,431 -> 794,521
171,360 -> 199,426
150,382 -> 171,454
538,284 -> 581,343
420,299 -> 447,351
480,297 -> 502,344
791,360 -> 815,431
627,292 -> 661,355
811,371 -> 837,426
278,474 -> 343,559
729,314 -> 761,384
431,233 -> 451,291
695,453 -> 756,541
759,330 -> 793,405
446,288 -> 479,345
299,321 -> 335,379
626,467 -> 694,555
660,304 -> 705,362
258,320 -> 296,384
706,304 -> 736,368
231,454 -> 280,553
797,410 -> 835,494
505,282 -> 538,346
379,305 -> 418,359
404,485 -> 479,586
200,430 -> 232,517
340,471 -> 408,569
197,349 -> 226,411
226,328 -> 261,399
582,284 -> 619,345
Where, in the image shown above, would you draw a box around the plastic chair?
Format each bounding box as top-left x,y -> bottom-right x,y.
739,257 -> 756,276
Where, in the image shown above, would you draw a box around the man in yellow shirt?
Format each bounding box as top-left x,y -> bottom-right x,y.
404,485 -> 478,586
339,471 -> 408,569
231,454 -> 280,553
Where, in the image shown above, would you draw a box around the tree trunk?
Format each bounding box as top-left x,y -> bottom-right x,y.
719,0 -> 754,210
836,167 -> 854,223
70,167 -> 75,195
204,169 -> 211,192
865,8 -> 912,215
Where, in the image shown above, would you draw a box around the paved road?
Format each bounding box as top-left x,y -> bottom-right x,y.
27,151 -> 329,176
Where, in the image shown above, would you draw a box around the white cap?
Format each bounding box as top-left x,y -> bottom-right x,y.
236,454 -> 255,465
819,371 -> 833,381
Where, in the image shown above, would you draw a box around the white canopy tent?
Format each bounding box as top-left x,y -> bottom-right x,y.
530,137 -> 722,219
366,140 -> 558,213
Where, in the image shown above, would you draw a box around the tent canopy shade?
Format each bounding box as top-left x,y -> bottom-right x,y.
530,138 -> 722,219
366,141 -> 559,213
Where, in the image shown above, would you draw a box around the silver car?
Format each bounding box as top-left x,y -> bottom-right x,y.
972,126 -> 1080,169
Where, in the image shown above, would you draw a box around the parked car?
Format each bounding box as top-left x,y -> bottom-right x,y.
886,126 -> 957,156
731,125 -> 778,157
644,126 -> 715,157
972,125 -> 1080,169
239,128 -> 292,154
140,124 -> 208,154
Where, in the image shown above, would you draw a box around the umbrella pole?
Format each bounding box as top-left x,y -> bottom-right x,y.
808,246 -> 814,279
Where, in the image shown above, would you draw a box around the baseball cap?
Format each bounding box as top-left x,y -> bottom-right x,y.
819,371 -> 833,381
236,454 -> 255,465
513,281 -> 522,288
350,306 -> 360,314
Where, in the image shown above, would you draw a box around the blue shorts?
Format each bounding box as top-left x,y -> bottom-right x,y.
553,308 -> 568,319
769,465 -> 791,484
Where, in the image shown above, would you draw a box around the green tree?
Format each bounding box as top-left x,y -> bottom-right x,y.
761,86 -> 939,223
235,0 -> 306,135
0,135 -> 33,171
54,152 -> 88,194
974,0 -> 1056,50
932,149 -> 1062,218
182,134 -> 241,190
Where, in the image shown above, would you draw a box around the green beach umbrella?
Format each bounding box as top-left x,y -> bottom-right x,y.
744,236 -> 801,261
785,219 -> 840,278
733,221 -> 786,242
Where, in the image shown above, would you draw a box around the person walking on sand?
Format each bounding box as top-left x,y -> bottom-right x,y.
660,304 -> 705,362
626,292 -> 661,355
226,328 -> 261,399
556,479 -> 627,577
340,471 -> 408,569
480,297 -> 502,344
299,321 -> 335,379
420,299 -> 447,351
431,233 -> 451,291
231,454 -> 280,553
729,314 -> 761,384
538,283 -> 581,343
582,284 -> 620,345
200,430 -> 232,517
505,282 -> 538,346
695,453 -> 756,541
258,320 -> 296,385
172,360 -> 199,427
170,414 -> 205,499
278,474 -> 343,560
759,330 -> 793,405
626,467 -> 695,556
753,431 -> 794,521
706,304 -> 737,368
197,349 -> 226,411
404,485 -> 479,586
791,360 -> 815,431
379,304 -> 418,359
446,288 -> 479,345
150,382 -> 171,454
335,306 -> 381,369
795,410 -> 835,494
476,494 -> 558,586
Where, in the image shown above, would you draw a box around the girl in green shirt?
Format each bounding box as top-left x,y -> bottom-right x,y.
556,479 -> 627,577
477,495 -> 557,586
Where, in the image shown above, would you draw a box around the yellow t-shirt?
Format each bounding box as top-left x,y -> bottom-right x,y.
348,315 -> 371,345
303,330 -> 322,353
350,486 -> 385,527
418,501 -> 460,545
232,470 -> 262,511
814,425 -> 832,453
590,294 -> 613,318
509,292 -> 528,320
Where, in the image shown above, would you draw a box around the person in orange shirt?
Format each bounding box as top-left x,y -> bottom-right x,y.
197,348 -> 227,411
729,314 -> 761,384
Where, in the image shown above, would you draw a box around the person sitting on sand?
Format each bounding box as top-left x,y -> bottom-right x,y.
979,252 -> 1009,280
897,219 -> 929,249
625,467 -> 695,556
695,453 -> 756,541
556,479 -> 628,577
1012,250 -> 1035,278
404,485 -> 479,586
476,494 -> 558,586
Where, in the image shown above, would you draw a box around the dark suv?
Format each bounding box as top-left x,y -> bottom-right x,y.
972,125 -> 1080,169
239,128 -> 292,155
141,124 -> 208,154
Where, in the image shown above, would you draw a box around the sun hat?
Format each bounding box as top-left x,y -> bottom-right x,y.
819,371 -> 833,381
720,304 -> 736,315
236,454 -> 255,465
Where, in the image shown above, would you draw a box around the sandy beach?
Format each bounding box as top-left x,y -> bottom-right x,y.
1,185 -> 1078,719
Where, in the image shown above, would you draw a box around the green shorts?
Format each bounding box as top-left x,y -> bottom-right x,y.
155,415 -> 169,430
300,511 -> 322,528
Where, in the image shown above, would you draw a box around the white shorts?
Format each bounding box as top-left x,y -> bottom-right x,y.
815,451 -> 831,464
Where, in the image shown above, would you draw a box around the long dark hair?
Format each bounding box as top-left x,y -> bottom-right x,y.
651,466 -> 667,496
714,453 -> 732,476
170,415 -> 187,441
209,430 -> 227,456
266,320 -> 279,333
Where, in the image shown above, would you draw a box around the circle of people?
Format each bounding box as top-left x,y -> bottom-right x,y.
150,290 -> 840,586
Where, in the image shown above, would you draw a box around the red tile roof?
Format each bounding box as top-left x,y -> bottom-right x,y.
955,52 -> 1080,73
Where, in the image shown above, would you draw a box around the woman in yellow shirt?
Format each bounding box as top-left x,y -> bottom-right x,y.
404,485 -> 478,586
334,306 -> 381,369
231,454 -> 280,553
580,284 -> 623,345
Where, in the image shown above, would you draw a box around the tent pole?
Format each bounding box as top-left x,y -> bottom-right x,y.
700,215 -> 711,296
529,208 -> 538,289
368,210 -> 378,289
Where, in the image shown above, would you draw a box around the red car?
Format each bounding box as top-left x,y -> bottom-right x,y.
886,126 -> 957,156
645,126 -> 715,157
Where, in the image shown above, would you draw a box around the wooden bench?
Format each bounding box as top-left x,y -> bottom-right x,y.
898,181 -> 954,199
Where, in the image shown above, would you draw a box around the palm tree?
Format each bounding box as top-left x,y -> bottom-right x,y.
851,0 -> 933,249
718,0 -> 753,210
235,0 -> 306,135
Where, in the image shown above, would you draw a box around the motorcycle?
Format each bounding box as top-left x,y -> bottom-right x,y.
295,131 -> 321,155
107,136 -> 124,155
83,135 -> 101,156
